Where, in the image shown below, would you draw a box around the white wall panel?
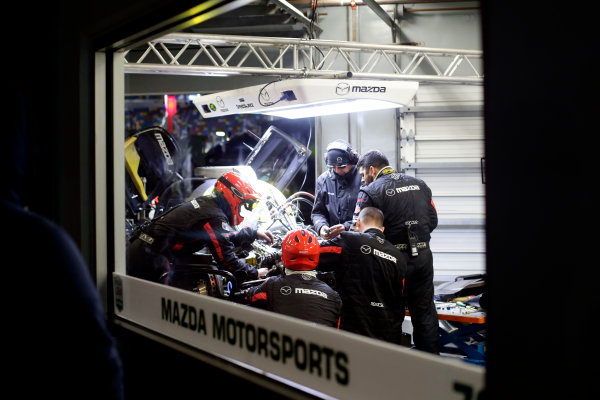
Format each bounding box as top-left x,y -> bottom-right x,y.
355,109 -> 398,167
427,250 -> 486,281
430,228 -> 485,281
431,228 -> 485,250
415,85 -> 484,105
421,169 -> 484,196
411,85 -> 485,282
317,6 -> 351,42
430,196 -> 485,223
319,114 -> 351,147
416,117 -> 484,141
416,140 -> 483,163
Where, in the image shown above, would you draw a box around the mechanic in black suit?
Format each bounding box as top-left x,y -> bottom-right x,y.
319,207 -> 408,345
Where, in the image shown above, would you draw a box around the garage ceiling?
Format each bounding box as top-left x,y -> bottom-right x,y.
179,0 -> 319,38
177,0 -> 480,39
122,1 -> 482,95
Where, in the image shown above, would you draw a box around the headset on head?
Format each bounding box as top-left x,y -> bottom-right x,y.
324,140 -> 359,165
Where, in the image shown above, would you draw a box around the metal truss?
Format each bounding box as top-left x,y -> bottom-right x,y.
123,33 -> 483,84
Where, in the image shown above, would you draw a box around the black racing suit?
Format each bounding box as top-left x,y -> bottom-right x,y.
318,228 -> 407,345
246,272 -> 342,328
126,196 -> 260,289
311,166 -> 362,235
352,166 -> 439,354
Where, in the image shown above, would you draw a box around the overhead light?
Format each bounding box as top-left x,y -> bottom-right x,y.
263,98 -> 403,119
215,131 -> 226,137
193,78 -> 419,119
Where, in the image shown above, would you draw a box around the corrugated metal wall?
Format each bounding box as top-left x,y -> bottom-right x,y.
409,84 -> 485,282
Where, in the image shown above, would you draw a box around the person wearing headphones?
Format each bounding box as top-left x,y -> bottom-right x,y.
311,139 -> 362,240
126,170 -> 274,290
245,229 -> 342,328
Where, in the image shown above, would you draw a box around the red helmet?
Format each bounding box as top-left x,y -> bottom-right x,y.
281,229 -> 320,271
215,171 -> 261,225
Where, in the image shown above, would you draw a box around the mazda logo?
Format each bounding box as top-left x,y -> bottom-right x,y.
386,189 -> 396,196
336,82 -> 350,95
280,286 -> 292,295
360,245 -> 371,254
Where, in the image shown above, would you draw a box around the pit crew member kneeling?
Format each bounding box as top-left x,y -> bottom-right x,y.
126,171 -> 274,290
245,229 -> 342,328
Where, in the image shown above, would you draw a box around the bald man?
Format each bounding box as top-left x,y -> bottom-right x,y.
318,207 -> 408,345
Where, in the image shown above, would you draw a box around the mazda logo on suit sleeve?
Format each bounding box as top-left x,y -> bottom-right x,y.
280,286 -> 292,295
360,245 -> 372,254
